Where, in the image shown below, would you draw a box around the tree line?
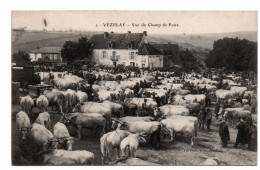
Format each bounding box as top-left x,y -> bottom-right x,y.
205,37 -> 257,73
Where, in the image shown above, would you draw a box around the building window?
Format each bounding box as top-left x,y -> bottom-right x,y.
122,62 -> 125,66
54,54 -> 58,61
142,64 -> 145,68
112,51 -> 116,57
130,52 -> 134,59
102,51 -> 107,58
130,62 -> 135,67
128,43 -> 133,49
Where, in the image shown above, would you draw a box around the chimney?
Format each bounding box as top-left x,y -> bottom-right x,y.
104,32 -> 109,38
127,31 -> 131,34
143,31 -> 147,36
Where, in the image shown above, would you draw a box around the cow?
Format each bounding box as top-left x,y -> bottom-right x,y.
43,90 -> 65,113
20,95 -> 34,115
100,121 -> 131,165
36,95 -> 49,112
223,109 -> 252,127
76,90 -> 88,103
30,123 -> 55,152
115,157 -> 160,166
66,89 -> 77,113
159,105 -> 190,117
160,117 -> 197,146
72,102 -> 112,131
42,155 -> 77,166
62,113 -> 106,139
102,100 -> 124,118
35,112 -> 51,130
120,134 -> 146,158
119,116 -> 154,123
120,121 -> 162,148
53,122 -> 75,151
50,140 -> 94,165
16,111 -> 31,139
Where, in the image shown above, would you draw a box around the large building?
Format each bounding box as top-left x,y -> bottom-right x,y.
29,47 -> 62,66
89,31 -> 164,68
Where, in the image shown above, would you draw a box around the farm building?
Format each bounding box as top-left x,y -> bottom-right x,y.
29,47 -> 62,66
89,31 -> 164,68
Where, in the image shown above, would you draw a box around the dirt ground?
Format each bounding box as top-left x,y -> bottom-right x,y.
11,102 -> 257,166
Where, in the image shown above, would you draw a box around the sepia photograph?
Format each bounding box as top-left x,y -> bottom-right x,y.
11,10 -> 257,166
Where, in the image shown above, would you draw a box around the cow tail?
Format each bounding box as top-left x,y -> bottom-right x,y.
25,100 -> 29,115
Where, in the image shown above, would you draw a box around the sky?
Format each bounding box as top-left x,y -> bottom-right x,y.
12,11 -> 257,34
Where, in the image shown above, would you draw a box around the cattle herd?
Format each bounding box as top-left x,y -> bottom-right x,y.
15,68 -> 257,166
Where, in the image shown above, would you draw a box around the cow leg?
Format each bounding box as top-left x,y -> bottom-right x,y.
77,125 -> 82,139
170,130 -> 174,141
116,146 -> 121,158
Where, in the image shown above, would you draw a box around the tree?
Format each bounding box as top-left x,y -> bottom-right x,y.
76,37 -> 93,60
206,37 -> 257,72
61,37 -> 93,63
12,50 -> 31,66
61,41 -> 77,62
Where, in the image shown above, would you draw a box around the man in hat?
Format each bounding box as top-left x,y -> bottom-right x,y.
219,118 -> 230,148
234,118 -> 247,149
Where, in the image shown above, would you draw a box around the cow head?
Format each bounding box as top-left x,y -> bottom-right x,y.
72,102 -> 84,112
57,137 -> 75,151
48,138 -> 59,149
139,135 -> 147,144
59,114 -> 68,124
20,127 -> 32,140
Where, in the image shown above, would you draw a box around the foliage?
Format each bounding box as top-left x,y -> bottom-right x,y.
12,50 -> 31,66
205,37 -> 257,73
61,37 -> 93,63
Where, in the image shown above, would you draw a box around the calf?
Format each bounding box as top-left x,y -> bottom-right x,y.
100,122 -> 131,165
120,134 -> 146,157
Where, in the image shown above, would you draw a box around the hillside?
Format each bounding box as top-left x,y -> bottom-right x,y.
149,31 -> 257,49
11,30 -> 99,54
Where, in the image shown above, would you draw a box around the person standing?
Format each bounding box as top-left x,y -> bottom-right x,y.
234,118 -> 247,149
219,119 -> 230,148
215,100 -> 220,119
205,108 -> 212,131
249,123 -> 257,151
198,108 -> 206,130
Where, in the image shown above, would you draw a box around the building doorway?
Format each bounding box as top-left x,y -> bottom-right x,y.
130,62 -> 135,67
113,62 -> 117,67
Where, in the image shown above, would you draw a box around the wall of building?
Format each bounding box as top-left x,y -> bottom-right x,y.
148,55 -> 164,68
91,49 -> 141,67
29,53 -> 42,62
29,53 -> 62,62
91,49 -> 164,68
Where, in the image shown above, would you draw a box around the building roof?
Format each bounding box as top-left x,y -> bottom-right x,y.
152,43 -> 179,55
31,47 -> 61,54
138,43 -> 163,55
89,32 -> 144,49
